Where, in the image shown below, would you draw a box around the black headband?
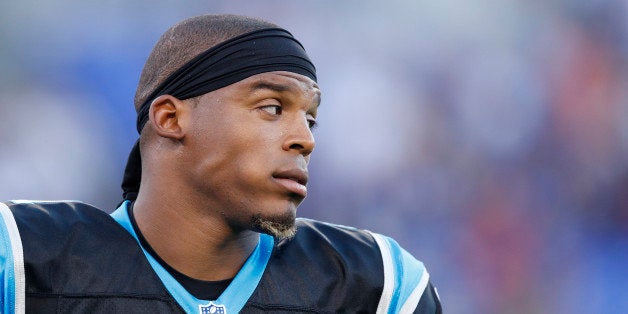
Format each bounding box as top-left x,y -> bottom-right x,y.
121,27 -> 317,202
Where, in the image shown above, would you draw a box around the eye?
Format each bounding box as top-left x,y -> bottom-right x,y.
307,118 -> 318,130
260,105 -> 282,116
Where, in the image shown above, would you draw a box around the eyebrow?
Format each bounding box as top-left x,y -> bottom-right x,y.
247,80 -> 322,108
248,81 -> 291,93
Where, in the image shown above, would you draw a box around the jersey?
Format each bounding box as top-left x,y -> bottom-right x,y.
0,200 -> 442,313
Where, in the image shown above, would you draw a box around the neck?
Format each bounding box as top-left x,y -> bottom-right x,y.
132,185 -> 259,281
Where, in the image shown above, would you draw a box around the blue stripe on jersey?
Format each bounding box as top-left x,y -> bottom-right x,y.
386,237 -> 404,312
396,242 -> 427,311
381,235 -> 426,314
0,205 -> 16,314
111,201 -> 273,314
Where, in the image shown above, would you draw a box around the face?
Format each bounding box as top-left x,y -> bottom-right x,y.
181,71 -> 320,238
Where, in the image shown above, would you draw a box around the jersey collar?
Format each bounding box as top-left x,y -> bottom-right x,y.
111,201 -> 274,314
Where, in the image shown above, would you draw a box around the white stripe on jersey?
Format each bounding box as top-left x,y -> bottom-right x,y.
0,203 -> 25,314
399,270 -> 430,313
371,232 -> 395,314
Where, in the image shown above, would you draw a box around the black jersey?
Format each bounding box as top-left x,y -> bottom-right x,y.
0,200 -> 441,313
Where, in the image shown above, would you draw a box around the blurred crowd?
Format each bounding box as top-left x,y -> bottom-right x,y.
1,1 -> 626,313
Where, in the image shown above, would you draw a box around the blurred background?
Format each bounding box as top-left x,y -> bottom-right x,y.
1,0 -> 627,313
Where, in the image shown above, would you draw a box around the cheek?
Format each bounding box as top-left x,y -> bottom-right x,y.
223,129 -> 280,182
186,113 -> 282,190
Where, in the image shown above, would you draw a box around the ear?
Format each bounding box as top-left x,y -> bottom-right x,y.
148,94 -> 189,140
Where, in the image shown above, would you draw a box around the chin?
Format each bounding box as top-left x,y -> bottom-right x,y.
250,204 -> 297,240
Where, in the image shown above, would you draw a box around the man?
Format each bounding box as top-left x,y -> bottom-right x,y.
0,14 -> 441,313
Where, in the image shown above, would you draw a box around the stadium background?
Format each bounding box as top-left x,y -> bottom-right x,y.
1,1 -> 627,313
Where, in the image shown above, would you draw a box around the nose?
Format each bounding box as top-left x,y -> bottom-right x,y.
282,117 -> 315,157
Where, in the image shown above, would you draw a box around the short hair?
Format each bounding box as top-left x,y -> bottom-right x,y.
134,14 -> 279,111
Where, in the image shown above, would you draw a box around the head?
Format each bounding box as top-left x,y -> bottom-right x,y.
134,14 -> 280,110
134,14 -> 320,239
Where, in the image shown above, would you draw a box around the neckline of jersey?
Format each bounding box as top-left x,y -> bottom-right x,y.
111,200 -> 274,314
127,202 -> 232,300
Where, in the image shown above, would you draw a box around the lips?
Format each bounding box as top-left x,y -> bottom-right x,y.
272,169 -> 308,197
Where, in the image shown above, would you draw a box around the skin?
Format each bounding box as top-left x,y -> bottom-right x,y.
132,71 -> 320,281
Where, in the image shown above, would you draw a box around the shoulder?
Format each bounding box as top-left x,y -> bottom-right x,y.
262,218 -> 441,313
249,219 -> 383,312
3,200 -> 127,246
4,199 -> 112,225
1,199 -> 139,258
0,200 -> 177,311
293,218 -> 382,257
1,200 -> 135,269
363,229 -> 442,313
289,218 -> 385,281
1,200 -> 149,286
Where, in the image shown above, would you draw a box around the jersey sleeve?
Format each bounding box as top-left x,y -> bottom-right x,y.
369,232 -> 441,314
413,281 -> 442,314
0,203 -> 25,314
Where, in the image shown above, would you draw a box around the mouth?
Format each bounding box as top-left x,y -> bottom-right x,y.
272,169 -> 309,198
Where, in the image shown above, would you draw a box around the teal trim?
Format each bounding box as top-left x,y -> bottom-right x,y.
0,209 -> 15,314
396,246 -> 425,309
111,201 -> 273,314
214,231 -> 273,312
386,237 -> 403,313
382,236 -> 425,314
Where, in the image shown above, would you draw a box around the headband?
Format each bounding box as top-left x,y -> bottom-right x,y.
121,28 -> 317,201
